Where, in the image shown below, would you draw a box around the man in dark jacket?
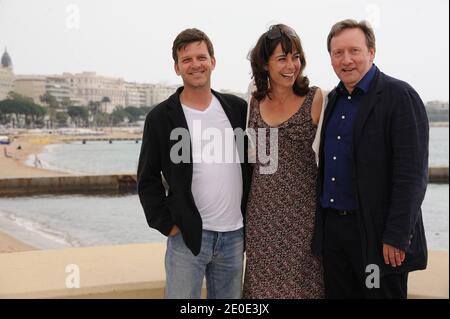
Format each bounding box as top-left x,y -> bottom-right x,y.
313,19 -> 428,299
137,28 -> 250,299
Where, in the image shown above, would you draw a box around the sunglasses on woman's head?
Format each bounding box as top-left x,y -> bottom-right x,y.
266,25 -> 297,40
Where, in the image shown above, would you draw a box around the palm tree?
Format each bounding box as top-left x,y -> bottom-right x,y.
88,100 -> 100,128
40,92 -> 59,129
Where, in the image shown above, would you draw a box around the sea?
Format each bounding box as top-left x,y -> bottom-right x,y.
0,126 -> 448,250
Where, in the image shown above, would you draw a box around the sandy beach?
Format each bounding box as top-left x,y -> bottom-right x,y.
0,135 -> 69,253
0,135 -> 69,178
0,129 -> 142,253
0,230 -> 37,253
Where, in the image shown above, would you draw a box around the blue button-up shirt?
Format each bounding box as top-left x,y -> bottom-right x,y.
321,64 -> 377,210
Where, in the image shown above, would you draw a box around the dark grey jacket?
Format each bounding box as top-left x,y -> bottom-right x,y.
312,68 -> 429,276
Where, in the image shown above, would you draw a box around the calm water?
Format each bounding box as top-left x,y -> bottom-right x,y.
26,127 -> 449,174
429,126 -> 449,166
0,184 -> 447,250
0,194 -> 164,249
1,126 -> 447,250
26,140 -> 142,174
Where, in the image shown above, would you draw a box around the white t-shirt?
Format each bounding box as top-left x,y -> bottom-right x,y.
181,95 -> 243,232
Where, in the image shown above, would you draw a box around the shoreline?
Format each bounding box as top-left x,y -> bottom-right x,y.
0,135 -> 68,253
0,129 -> 143,178
0,229 -> 38,253
0,130 -> 142,253
0,135 -> 70,178
429,121 -> 449,127
0,130 -> 141,253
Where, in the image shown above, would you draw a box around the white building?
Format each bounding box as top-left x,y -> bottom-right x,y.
0,48 -> 14,101
14,75 -> 47,103
125,82 -> 148,108
144,83 -> 177,106
14,75 -> 71,106
63,72 -> 126,111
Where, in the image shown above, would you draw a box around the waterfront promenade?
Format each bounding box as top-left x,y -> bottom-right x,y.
0,243 -> 447,299
0,129 -> 448,299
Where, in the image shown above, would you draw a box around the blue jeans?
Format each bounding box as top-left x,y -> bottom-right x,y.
165,228 -> 244,299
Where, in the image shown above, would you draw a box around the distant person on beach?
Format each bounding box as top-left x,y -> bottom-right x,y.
3,147 -> 11,158
242,24 -> 325,298
34,154 -> 42,168
137,28 -> 250,299
312,19 -> 429,299
14,145 -> 22,160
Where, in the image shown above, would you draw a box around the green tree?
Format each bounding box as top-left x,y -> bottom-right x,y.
68,106 -> 89,127
0,92 -> 47,128
88,100 -> 101,128
60,97 -> 73,110
111,106 -> 128,125
124,106 -> 144,123
40,92 -> 59,128
55,112 -> 69,127
140,105 -> 156,115
94,111 -> 109,127
100,96 -> 111,113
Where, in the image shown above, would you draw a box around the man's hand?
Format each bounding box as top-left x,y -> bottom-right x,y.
383,243 -> 405,267
169,225 -> 180,237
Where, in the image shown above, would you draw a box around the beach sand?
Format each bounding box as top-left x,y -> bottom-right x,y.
0,130 -> 141,253
0,230 -> 37,253
0,136 -> 69,253
0,135 -> 69,178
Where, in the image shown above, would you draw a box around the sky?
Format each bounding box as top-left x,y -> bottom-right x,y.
0,0 -> 448,102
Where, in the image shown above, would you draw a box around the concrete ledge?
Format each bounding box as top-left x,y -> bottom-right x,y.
408,250 -> 449,299
0,244 -> 447,299
0,168 -> 446,197
0,174 -> 137,196
0,243 -> 166,299
429,166 -> 449,183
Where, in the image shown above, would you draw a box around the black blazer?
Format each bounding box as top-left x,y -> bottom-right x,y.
137,87 -> 251,256
312,67 -> 429,275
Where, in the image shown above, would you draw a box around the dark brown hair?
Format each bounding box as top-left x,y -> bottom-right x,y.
327,19 -> 376,53
249,24 -> 310,101
172,28 -> 214,63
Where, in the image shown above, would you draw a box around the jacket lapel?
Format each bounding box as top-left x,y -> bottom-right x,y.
166,87 -> 193,188
166,87 -> 189,131
352,69 -> 383,154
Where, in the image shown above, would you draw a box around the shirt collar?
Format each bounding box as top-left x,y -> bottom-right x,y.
337,64 -> 377,95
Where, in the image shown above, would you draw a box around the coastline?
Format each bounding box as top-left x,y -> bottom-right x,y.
0,128 -> 446,254
0,230 -> 37,253
0,135 -> 69,253
0,129 -> 142,253
0,135 -> 70,178
429,121 -> 449,127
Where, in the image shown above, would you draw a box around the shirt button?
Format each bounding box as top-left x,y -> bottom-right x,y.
341,115 -> 346,120
331,177 -> 336,182
347,96 -> 351,100
333,156 -> 337,160
337,136 -> 341,140
330,199 -> 335,203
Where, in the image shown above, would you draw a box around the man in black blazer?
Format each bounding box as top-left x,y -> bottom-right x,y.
312,19 -> 428,299
137,28 -> 250,299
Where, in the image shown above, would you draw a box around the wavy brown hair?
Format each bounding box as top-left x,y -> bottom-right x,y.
249,24 -> 310,101
172,28 -> 214,63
